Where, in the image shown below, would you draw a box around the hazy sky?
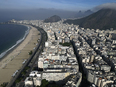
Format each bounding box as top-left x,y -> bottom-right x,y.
0,0 -> 116,11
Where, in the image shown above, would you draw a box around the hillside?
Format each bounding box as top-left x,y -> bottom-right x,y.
64,9 -> 116,30
44,15 -> 61,23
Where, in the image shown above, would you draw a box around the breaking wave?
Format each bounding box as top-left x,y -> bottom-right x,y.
0,25 -> 30,59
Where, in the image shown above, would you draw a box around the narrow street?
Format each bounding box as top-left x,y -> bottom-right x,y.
71,40 -> 91,87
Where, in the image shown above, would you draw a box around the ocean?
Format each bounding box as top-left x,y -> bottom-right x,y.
0,24 -> 29,59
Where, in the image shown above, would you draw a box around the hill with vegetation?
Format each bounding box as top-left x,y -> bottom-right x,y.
44,15 -> 61,23
64,9 -> 116,30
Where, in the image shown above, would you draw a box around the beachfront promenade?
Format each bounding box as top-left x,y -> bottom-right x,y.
0,25 -> 41,85
6,25 -> 47,87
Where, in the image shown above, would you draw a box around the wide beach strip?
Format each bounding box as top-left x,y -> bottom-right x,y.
0,25 -> 40,85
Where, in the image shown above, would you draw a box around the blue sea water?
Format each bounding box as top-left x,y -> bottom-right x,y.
0,24 -> 29,58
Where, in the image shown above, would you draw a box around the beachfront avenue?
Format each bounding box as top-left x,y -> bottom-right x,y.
5,24 -> 47,87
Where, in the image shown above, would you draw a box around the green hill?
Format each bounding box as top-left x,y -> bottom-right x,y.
64,9 -> 116,30
44,15 -> 61,23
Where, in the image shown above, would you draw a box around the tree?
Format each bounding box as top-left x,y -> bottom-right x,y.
21,71 -> 26,76
28,50 -> 33,55
37,79 -> 49,87
15,77 -> 22,84
59,42 -> 71,46
0,82 -> 8,87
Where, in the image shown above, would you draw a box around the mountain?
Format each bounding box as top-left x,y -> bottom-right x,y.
0,9 -> 79,22
44,15 -> 61,23
0,8 -> 94,22
84,10 -> 93,15
64,9 -> 116,30
74,10 -> 93,18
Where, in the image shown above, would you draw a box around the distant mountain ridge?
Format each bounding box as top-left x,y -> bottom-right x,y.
44,15 -> 61,23
64,9 -> 116,30
0,9 -> 94,22
74,10 -> 93,18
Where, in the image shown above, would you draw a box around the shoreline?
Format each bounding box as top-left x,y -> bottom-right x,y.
0,24 -> 40,84
0,24 -> 30,61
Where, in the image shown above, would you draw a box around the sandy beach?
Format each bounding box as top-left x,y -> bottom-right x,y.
0,25 -> 40,85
